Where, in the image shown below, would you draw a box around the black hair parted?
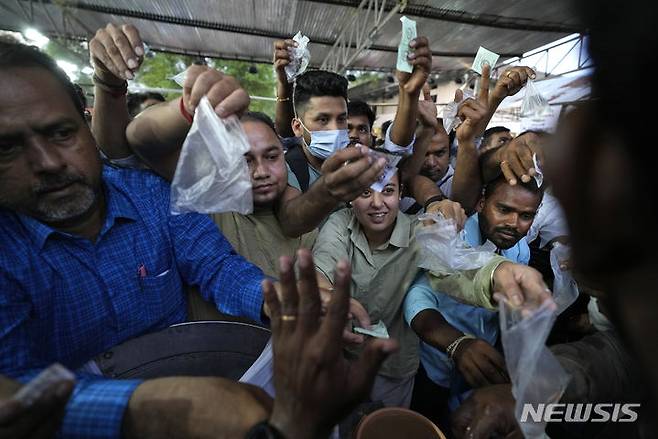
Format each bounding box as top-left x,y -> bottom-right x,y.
0,40 -> 86,120
347,100 -> 375,129
293,70 -> 348,117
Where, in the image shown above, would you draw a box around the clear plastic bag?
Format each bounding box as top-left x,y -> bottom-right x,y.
285,31 -> 310,83
550,242 -> 579,315
416,213 -> 496,274
170,70 -> 187,87
520,79 -> 551,117
500,298 -> 570,439
367,148 -> 402,192
170,96 -> 253,215
442,89 -> 474,133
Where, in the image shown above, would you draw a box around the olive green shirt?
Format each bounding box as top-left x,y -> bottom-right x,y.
426,255 -> 508,311
212,209 -> 318,278
313,209 -> 421,379
187,209 -> 317,321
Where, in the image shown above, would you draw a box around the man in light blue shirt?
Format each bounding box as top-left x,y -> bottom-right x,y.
404,175 -> 543,408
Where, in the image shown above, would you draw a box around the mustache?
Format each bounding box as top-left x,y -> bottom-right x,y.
494,227 -> 521,239
33,172 -> 85,194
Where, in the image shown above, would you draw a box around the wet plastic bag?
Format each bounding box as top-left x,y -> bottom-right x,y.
285,31 -> 310,83
550,243 -> 579,315
500,298 -> 570,439
170,96 -> 252,215
520,79 -> 551,117
416,213 -> 496,274
442,89 -> 475,133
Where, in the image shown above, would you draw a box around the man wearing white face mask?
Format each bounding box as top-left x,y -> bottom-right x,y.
270,36 -> 433,240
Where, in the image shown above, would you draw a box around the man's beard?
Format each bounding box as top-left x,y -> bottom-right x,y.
32,172 -> 98,223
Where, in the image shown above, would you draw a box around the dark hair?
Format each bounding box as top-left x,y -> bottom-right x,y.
483,174 -> 544,199
380,120 -> 393,136
127,92 -> 166,117
482,126 -> 511,146
0,41 -> 85,120
241,111 -> 278,136
293,70 -> 348,117
348,100 -> 375,129
516,129 -> 550,139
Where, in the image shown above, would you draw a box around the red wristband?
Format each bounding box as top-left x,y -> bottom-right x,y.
179,97 -> 193,124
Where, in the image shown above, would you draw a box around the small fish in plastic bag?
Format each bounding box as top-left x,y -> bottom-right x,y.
550,242 -> 579,315
500,297 -> 570,439
416,213 -> 496,275
520,79 -> 551,117
442,89 -> 475,133
284,31 -> 310,83
170,96 -> 253,215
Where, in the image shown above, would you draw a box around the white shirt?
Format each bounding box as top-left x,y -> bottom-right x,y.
526,192 -> 569,248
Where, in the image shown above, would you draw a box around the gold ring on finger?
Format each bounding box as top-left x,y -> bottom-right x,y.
281,314 -> 298,322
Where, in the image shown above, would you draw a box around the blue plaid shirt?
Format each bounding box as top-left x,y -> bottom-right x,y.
0,165 -> 265,438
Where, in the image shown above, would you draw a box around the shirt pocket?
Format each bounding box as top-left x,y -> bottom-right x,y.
138,265 -> 184,325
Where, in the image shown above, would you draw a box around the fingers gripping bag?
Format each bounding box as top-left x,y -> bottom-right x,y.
550,243 -> 579,315
442,89 -> 475,134
416,213 -> 497,274
170,96 -> 253,215
285,31 -> 310,83
520,79 -> 551,117
500,298 -> 570,439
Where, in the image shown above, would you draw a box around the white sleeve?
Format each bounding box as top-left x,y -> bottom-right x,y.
383,122 -> 415,155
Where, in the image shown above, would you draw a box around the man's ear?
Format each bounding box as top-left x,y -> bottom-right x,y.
291,118 -> 304,138
476,195 -> 485,213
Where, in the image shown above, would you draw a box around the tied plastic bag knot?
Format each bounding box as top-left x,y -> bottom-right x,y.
520,79 -> 551,118
285,32 -> 310,83
170,96 -> 253,215
442,89 -> 475,133
416,213 -> 496,275
550,242 -> 579,315
500,297 -> 570,439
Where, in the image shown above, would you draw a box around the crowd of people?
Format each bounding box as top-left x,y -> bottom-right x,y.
0,1 -> 655,437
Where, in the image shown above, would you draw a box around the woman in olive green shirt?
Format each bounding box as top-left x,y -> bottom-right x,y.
313,172 -> 421,407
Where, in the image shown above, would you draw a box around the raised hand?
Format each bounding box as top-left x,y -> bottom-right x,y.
272,39 -> 297,85
417,83 -> 439,129
497,132 -> 545,185
319,146 -> 387,202
181,64 -> 250,118
263,250 -> 398,439
491,66 -> 536,102
453,64 -> 490,142
89,23 -> 144,83
397,37 -> 432,96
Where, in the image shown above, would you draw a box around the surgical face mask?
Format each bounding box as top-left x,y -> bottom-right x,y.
298,120 -> 350,160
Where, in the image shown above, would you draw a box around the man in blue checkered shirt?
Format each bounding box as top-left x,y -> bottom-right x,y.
0,41 -> 273,437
